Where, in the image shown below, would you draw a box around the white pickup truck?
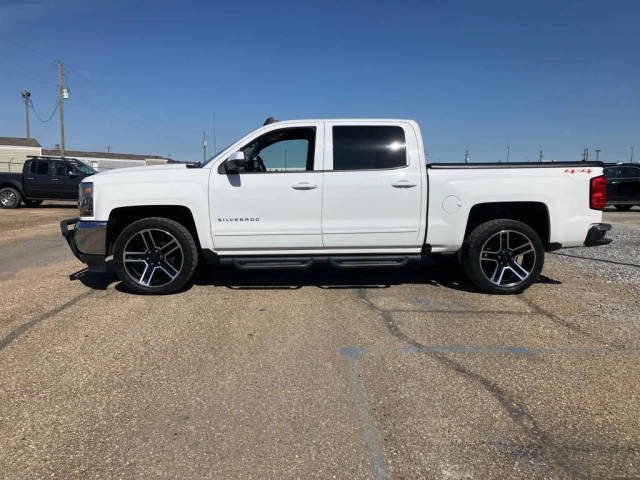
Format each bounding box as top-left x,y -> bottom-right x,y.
61,118 -> 611,295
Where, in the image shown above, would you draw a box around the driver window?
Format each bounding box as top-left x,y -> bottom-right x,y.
54,162 -> 75,177
240,127 -> 315,173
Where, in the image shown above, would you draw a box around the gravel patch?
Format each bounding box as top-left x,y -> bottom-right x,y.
550,225 -> 640,292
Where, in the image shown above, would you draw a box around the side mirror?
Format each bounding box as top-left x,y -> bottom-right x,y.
224,151 -> 246,173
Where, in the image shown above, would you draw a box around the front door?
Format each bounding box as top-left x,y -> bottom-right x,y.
210,124 -> 324,251
51,161 -> 82,199
321,122 -> 424,248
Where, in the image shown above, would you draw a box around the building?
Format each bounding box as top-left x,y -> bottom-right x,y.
0,136 -> 172,173
42,149 -> 172,172
0,137 -> 42,173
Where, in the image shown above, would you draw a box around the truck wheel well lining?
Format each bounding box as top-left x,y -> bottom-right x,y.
107,206 -> 200,255
464,202 -> 550,247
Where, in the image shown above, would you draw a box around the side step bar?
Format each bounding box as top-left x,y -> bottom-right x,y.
218,254 -> 422,271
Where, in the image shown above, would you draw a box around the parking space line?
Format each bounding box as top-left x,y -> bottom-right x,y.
343,348 -> 392,480
346,345 -> 636,358
342,344 -> 636,479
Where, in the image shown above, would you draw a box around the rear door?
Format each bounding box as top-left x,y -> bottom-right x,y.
51,161 -> 82,199
321,121 -> 424,248
23,160 -> 52,198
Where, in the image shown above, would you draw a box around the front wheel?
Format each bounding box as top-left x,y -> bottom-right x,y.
614,205 -> 632,211
113,217 -> 199,294
0,187 -> 22,209
462,219 -> 545,294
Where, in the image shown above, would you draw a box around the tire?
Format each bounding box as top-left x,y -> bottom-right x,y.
0,187 -> 22,209
113,217 -> 199,294
614,205 -> 632,211
461,219 -> 545,294
23,199 -> 43,208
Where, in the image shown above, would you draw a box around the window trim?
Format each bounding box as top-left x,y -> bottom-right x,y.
217,126 -> 316,175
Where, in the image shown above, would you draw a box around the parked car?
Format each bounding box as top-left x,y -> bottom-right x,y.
61,118 -> 611,295
603,163 -> 640,211
0,156 -> 96,208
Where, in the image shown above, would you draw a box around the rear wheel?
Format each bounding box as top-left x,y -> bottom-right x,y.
0,187 -> 21,209
113,217 -> 199,294
614,204 -> 632,211
23,199 -> 43,207
462,219 -> 545,294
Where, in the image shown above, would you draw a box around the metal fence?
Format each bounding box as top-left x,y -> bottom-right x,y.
0,161 -> 23,174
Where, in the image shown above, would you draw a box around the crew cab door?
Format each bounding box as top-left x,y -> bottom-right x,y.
210,124 -> 324,250
51,161 -> 82,199
23,160 -> 51,198
322,121 -> 424,247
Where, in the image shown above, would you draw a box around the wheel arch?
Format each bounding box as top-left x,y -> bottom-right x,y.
464,201 -> 551,249
107,205 -> 201,255
0,181 -> 23,193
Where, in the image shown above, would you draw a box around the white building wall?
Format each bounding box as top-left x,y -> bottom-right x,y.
74,156 -> 168,172
0,145 -> 42,172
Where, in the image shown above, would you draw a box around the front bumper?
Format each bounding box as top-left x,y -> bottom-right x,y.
584,223 -> 612,247
60,217 -> 108,272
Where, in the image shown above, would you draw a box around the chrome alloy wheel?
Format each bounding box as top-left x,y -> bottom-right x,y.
122,228 -> 184,288
0,189 -> 17,207
479,230 -> 536,287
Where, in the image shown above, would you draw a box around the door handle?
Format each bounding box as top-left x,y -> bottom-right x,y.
391,180 -> 417,188
26,177 -> 35,181
291,182 -> 318,190
51,178 -> 60,181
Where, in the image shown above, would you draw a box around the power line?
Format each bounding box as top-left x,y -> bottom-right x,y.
29,99 -> 59,122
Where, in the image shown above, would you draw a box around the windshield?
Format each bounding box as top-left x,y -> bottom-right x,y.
69,160 -> 97,175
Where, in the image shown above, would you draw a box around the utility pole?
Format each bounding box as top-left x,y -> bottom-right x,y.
21,90 -> 31,138
213,112 -> 217,154
631,146 -> 635,163
464,149 -> 469,163
58,61 -> 67,157
105,146 -> 111,153
202,130 -> 207,163
538,150 -> 543,163
595,149 -> 601,162
506,145 -> 510,163
582,148 -> 588,162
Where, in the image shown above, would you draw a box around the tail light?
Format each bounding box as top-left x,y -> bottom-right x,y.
590,175 -> 607,210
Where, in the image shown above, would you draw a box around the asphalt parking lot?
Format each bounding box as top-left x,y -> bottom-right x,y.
1,204 -> 639,479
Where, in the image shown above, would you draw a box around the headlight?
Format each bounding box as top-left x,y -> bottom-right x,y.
78,182 -> 93,216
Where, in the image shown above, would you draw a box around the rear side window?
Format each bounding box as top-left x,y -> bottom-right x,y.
332,126 -> 406,170
603,167 -> 618,178
30,161 -> 49,175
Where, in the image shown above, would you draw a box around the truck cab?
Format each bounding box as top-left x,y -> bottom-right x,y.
0,156 -> 96,208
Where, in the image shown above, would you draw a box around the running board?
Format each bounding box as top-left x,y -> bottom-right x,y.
218,254 -> 421,270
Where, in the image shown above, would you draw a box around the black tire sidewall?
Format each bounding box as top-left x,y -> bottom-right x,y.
113,217 -> 199,295
462,219 -> 545,294
0,187 -> 22,209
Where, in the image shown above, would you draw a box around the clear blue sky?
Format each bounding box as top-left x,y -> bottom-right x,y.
1,0 -> 638,163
